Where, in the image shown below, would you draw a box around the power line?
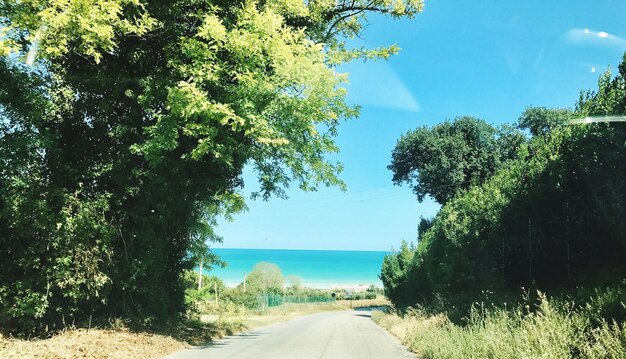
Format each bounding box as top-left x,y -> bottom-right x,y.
248,178 -> 483,216
252,184 -> 396,210
250,192 -> 407,216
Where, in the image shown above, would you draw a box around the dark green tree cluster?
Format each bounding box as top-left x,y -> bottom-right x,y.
0,0 -> 423,331
381,54 -> 626,309
389,116 -> 524,204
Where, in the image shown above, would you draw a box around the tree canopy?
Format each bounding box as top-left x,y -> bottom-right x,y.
246,262 -> 285,294
517,107 -> 573,136
0,0 -> 423,330
388,116 -> 524,204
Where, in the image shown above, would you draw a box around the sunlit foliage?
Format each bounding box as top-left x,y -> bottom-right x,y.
0,0 -> 423,330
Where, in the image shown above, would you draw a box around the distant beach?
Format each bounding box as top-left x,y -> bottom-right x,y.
206,248 -> 388,289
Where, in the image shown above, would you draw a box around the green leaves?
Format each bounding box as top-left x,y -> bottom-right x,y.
1,0 -> 156,63
2,0 -> 424,330
245,262 -> 285,294
384,53 -> 626,309
517,107 -> 574,137
389,116 -> 523,204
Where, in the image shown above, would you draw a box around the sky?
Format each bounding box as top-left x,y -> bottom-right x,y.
214,0 -> 626,252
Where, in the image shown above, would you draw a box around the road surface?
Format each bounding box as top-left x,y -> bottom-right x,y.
166,309 -> 415,359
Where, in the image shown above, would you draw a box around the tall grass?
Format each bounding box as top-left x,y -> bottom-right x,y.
373,290 -> 626,358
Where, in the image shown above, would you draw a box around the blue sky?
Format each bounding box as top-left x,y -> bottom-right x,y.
214,0 -> 626,251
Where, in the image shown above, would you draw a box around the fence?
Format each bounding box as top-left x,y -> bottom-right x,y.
256,294 -> 335,310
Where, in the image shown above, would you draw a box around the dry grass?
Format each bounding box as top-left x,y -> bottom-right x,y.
372,296 -> 626,359
337,297 -> 391,309
0,316 -> 245,359
372,309 -> 447,342
0,328 -> 185,359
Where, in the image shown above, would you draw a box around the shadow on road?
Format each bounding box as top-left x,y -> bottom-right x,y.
195,332 -> 265,349
353,305 -> 392,318
354,305 -> 390,312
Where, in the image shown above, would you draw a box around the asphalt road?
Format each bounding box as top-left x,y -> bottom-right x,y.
166,309 -> 415,359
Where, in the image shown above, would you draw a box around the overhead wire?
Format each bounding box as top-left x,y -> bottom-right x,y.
237,116 -> 626,217
248,178 -> 483,216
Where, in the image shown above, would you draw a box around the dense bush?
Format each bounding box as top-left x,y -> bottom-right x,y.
182,271 -> 226,314
374,285 -> 626,359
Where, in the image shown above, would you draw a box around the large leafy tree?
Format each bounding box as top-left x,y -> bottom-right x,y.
389,116 -> 524,204
0,0 -> 423,329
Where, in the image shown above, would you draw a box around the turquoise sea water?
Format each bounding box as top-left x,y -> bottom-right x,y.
206,248 -> 388,289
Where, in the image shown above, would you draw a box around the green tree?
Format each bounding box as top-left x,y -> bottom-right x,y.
577,56 -> 626,116
389,116 -> 524,204
182,270 -> 226,310
417,216 -> 434,239
380,241 -> 417,305
246,262 -> 285,294
0,0 -> 424,330
517,107 -> 573,136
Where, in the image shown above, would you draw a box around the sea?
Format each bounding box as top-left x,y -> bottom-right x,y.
205,248 -> 388,289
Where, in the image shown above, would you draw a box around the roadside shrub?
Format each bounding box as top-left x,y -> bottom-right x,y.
374,289 -> 626,359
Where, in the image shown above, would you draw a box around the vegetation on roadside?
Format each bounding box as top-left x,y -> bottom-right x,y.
379,54 -> 626,356
184,262 -> 379,315
0,315 -> 244,359
373,284 -> 626,358
382,53 -> 626,309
